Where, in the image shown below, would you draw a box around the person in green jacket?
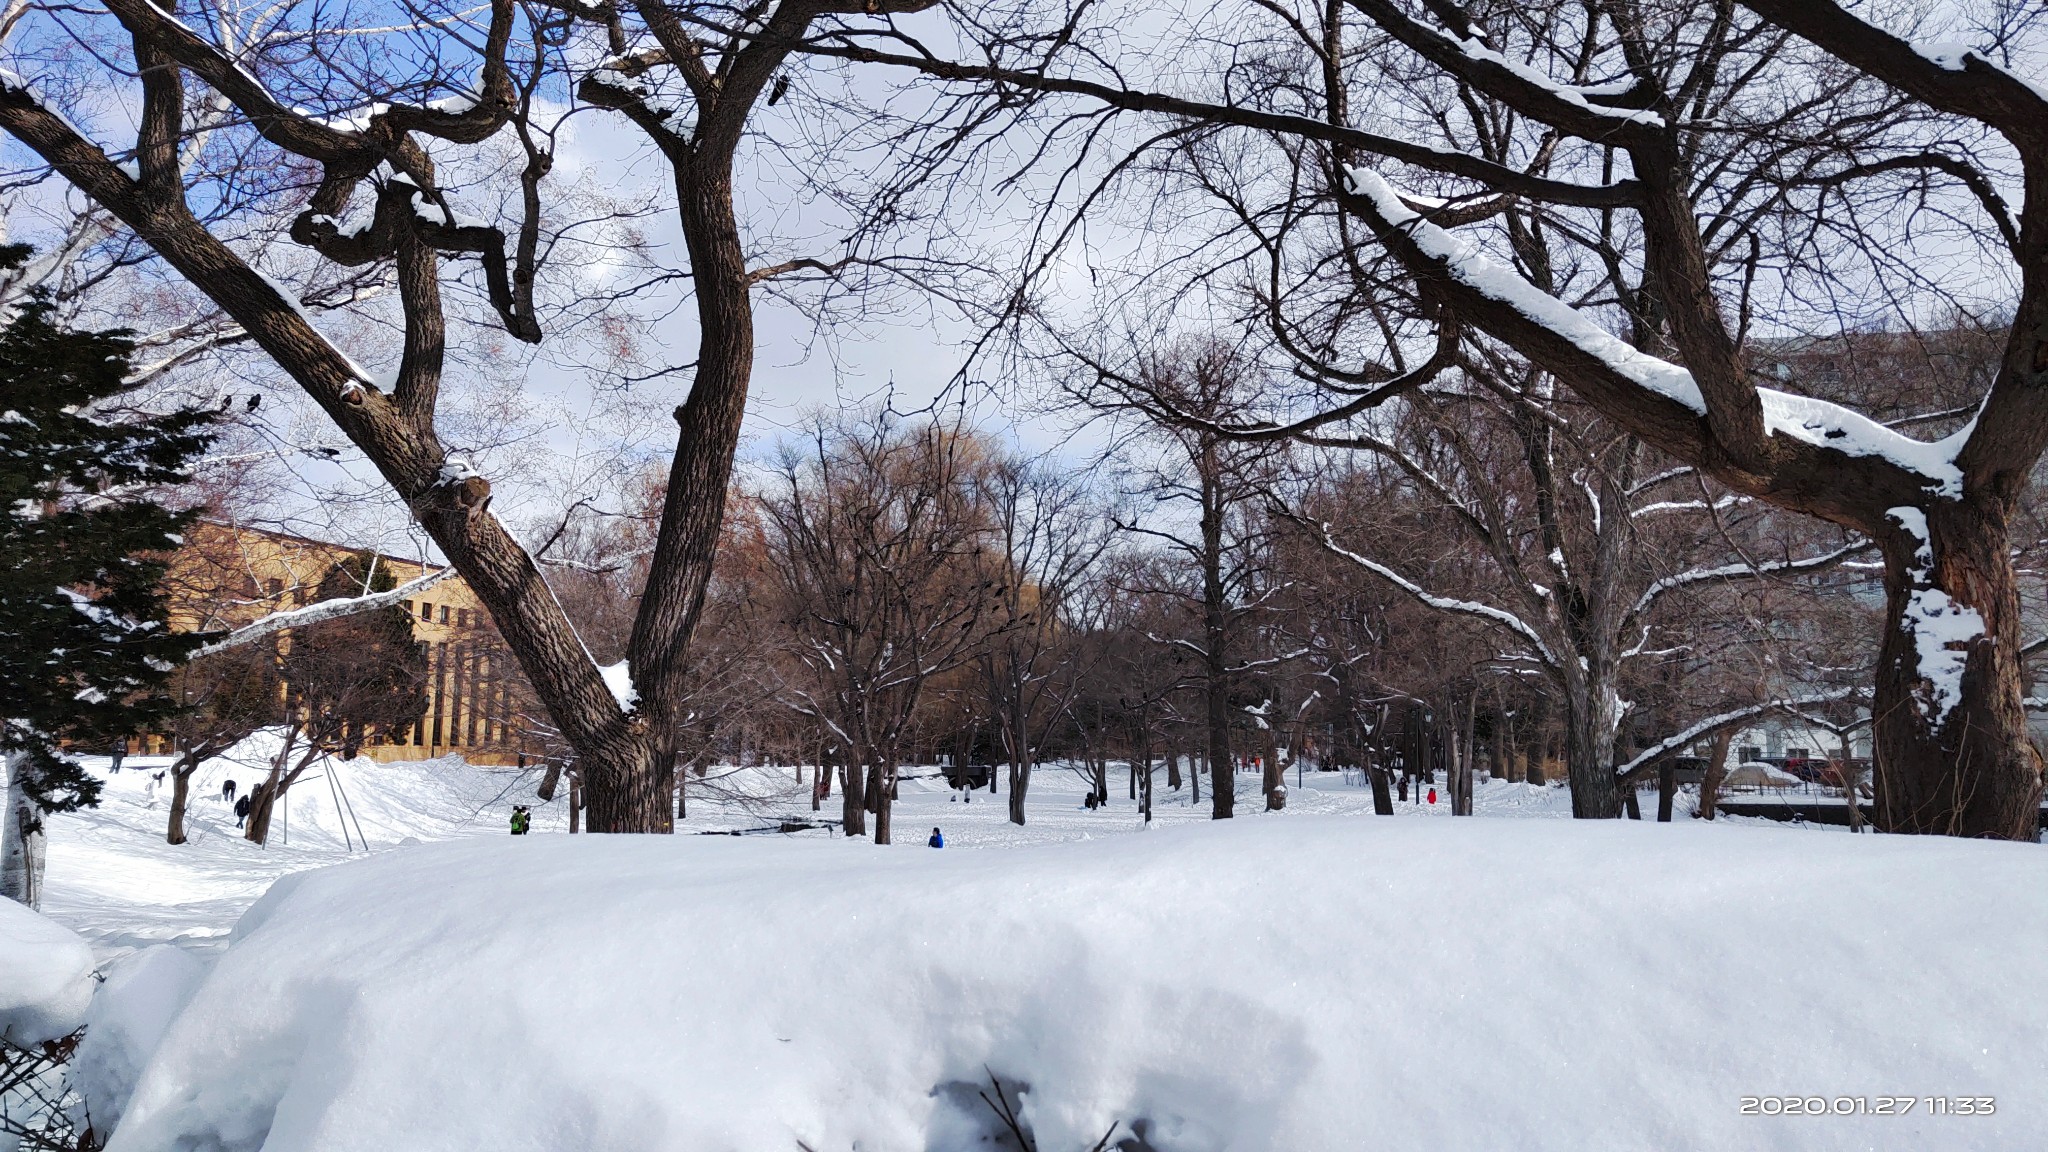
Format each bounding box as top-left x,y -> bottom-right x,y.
510,805 -> 531,835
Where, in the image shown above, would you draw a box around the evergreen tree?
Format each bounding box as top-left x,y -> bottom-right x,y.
0,244 -> 213,904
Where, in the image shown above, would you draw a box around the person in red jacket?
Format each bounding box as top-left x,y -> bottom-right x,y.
1427,787 -> 1437,805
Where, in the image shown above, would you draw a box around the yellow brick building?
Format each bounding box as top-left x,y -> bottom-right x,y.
162,522 -> 535,764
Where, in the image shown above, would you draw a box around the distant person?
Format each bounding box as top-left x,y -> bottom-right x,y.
510,805 -> 530,835
109,738 -> 126,773
234,795 -> 251,827
222,779 -> 237,802
1427,787 -> 1437,805
928,827 -> 943,848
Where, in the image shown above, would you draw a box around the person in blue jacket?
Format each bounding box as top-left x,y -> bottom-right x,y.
928,827 -> 944,848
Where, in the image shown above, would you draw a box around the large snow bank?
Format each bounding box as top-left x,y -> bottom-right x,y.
0,897 -> 95,1045
70,945 -> 205,1134
110,821 -> 2046,1151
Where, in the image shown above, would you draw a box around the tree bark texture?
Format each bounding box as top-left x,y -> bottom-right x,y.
842,760 -> 867,838
167,765 -> 192,845
1,753 -> 46,909
1698,730 -> 1732,820
1871,503 -> 2044,837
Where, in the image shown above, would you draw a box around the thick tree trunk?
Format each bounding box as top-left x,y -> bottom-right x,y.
579,737 -> 673,833
874,763 -> 895,845
1562,675 -> 1624,819
1166,747 -> 1181,790
1656,761 -> 1675,823
1007,759 -> 1029,825
1455,690 -> 1478,815
1263,725 -> 1285,810
842,759 -> 867,838
1871,503 -> 2044,838
1206,684 -> 1232,820
244,773 -> 282,845
167,762 -> 194,845
1369,762 -> 1394,815
1698,730 -> 1731,820
1200,436 -> 1234,820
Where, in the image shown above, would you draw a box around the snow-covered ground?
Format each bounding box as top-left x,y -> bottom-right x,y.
40,748 -> 1572,959
42,741 -> 576,959
26,748 -> 2045,1150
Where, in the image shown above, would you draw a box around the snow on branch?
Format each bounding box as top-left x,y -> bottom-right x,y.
1345,168 -> 1971,498
1628,539 -> 1874,620
1613,689 -> 1857,779
1314,524 -> 1557,669
1632,495 -> 1744,518
1742,0 -> 2048,150
1777,708 -> 1872,737
188,566 -> 452,659
1348,0 -> 1664,138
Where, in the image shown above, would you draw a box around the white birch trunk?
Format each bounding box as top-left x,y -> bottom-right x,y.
2,751 -> 48,908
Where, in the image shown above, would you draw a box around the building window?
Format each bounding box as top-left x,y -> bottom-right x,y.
1787,747 -> 1808,760
440,605 -> 450,624
1738,746 -> 1761,763
419,601 -> 433,621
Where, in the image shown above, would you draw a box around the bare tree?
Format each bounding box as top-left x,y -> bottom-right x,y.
160,643 -> 280,844
812,0 -> 2048,836
754,411 -> 991,843
1317,0 -> 2048,836
975,452 -> 1114,824
1098,340 -> 1295,818
0,0 -> 935,832
1296,359 -> 1870,817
